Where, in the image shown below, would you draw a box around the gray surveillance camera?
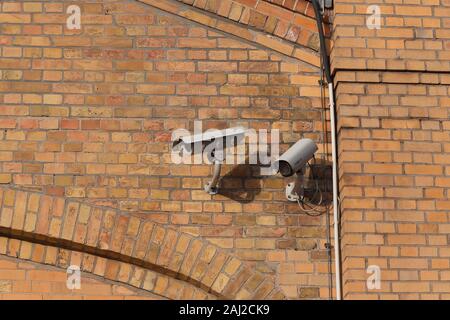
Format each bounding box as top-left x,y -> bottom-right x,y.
274,138 -> 318,177
175,127 -> 246,146
174,127 -> 247,195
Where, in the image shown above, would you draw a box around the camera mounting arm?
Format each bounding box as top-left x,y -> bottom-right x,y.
286,181 -> 300,202
204,160 -> 221,195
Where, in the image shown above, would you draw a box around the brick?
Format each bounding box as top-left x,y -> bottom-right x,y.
0,174 -> 12,184
13,36 -> 50,46
178,38 -> 216,48
239,61 -> 279,73
0,208 -> 13,228
256,1 -> 293,21
198,62 -> 237,72
212,273 -> 230,293
155,61 -> 195,72
223,267 -> 252,297
179,239 -> 203,278
248,10 -> 267,29
395,6 -> 432,16
61,202 -> 79,240
0,14 -> 31,23
228,3 -> 243,21
136,84 -> 175,95
177,85 -> 217,95
392,282 -> 430,292
11,191 -> 27,230
405,165 -> 442,175
385,188 -> 423,198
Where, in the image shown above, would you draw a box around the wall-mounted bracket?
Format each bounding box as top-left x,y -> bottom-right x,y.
285,182 -> 299,202
321,0 -> 333,11
204,160 -> 222,195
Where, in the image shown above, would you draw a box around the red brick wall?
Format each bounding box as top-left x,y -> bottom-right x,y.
333,0 -> 450,299
332,0 -> 449,72
0,254 -> 161,300
3,0 -> 447,300
0,0 -> 331,299
171,0 -> 332,52
0,189 -> 284,299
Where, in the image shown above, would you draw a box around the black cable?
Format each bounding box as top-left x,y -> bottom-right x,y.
317,27 -> 333,300
310,0 -> 332,84
311,0 -> 335,300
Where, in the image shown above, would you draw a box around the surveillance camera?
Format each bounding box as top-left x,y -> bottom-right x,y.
175,127 -> 246,146
173,126 -> 246,164
172,126 -> 247,195
274,138 -> 318,177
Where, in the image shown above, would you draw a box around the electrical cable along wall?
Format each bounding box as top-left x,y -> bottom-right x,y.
308,0 -> 342,300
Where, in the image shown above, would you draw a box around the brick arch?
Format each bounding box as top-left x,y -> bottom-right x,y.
131,0 -> 323,66
0,236 -> 214,300
0,187 -> 285,300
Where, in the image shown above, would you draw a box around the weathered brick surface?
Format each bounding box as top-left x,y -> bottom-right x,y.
0,0 -> 330,299
4,0 -> 447,301
332,0 -> 450,72
337,78 -> 450,299
168,0 -> 332,52
138,0 -> 324,65
334,0 -> 450,299
0,187 -> 284,299
0,241 -> 193,300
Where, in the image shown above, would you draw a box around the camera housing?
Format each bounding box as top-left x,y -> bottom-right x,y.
173,126 -> 246,195
274,138 -> 318,177
174,127 -> 246,146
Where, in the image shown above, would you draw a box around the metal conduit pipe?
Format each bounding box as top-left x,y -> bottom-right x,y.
310,0 -> 342,300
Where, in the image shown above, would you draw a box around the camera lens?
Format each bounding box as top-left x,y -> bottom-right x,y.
278,161 -> 293,177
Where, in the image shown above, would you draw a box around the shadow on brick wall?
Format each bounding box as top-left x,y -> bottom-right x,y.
218,164 -> 262,203
293,160 -> 333,207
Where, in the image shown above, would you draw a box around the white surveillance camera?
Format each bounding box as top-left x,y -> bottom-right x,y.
274,138 -> 318,177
